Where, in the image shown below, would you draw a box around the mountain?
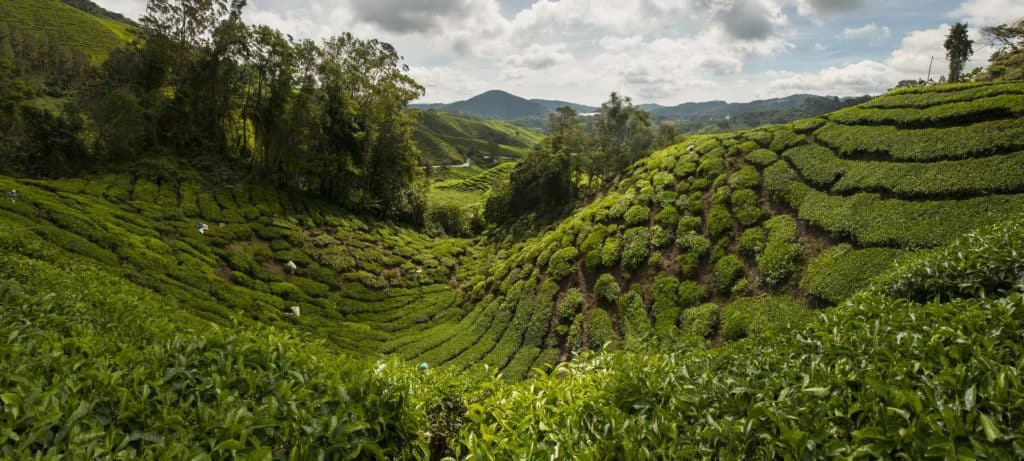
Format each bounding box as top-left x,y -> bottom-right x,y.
640,94 -> 867,120
414,90 -> 867,127
412,89 -> 551,120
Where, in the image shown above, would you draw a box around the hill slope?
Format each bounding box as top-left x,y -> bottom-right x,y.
413,110 -> 542,165
0,82 -> 1021,375
0,0 -> 132,62
2,82 -> 1024,457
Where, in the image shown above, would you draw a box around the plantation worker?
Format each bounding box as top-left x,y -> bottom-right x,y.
289,305 -> 301,317
196,223 -> 209,235
418,362 -> 429,372
687,144 -> 696,154
6,189 -> 18,203
285,260 -> 298,275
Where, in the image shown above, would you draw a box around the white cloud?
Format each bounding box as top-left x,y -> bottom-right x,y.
504,43 -> 573,70
767,60 -> 890,95
599,35 -> 645,52
408,65 -> 492,103
95,0 -> 146,20
768,22 -> 992,97
886,25 -> 988,78
950,0 -> 1024,26
841,23 -> 891,40
794,0 -> 868,18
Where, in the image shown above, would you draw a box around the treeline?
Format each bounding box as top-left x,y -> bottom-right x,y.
485,93 -> 679,222
0,22 -> 94,177
0,0 -> 428,222
675,95 -> 872,135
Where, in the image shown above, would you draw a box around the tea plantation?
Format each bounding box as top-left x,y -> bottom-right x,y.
3,82 -> 1024,457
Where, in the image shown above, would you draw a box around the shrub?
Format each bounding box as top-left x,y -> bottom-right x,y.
715,255 -> 744,293
547,247 -> 579,281
769,126 -> 806,152
728,166 -> 760,189
676,231 -> 711,256
743,148 -> 779,167
650,225 -> 671,248
608,292 -> 641,338
801,245 -> 909,303
623,204 -> 651,226
720,296 -> 809,340
677,281 -> 704,308
427,204 -> 472,237
758,216 -> 801,286
594,274 -> 621,302
621,227 -> 650,271
738,227 -> 767,257
654,206 -> 679,229
730,189 -> 763,227
587,308 -> 617,348
558,289 -> 584,321
676,216 -> 702,235
681,303 -> 718,338
815,119 -> 1024,162
828,94 -> 1024,126
601,235 -> 622,268
651,275 -> 680,335
707,205 -> 733,238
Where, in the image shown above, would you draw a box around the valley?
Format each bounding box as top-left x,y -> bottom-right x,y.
2,0 -> 1024,458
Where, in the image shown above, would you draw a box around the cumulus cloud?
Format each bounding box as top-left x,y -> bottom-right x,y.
768,22 -> 991,97
347,0 -> 477,34
886,25 -> 987,77
599,35 -> 644,52
767,60 -> 889,94
711,0 -> 784,41
795,0 -> 867,17
950,0 -> 1024,26
502,43 -> 573,71
841,23 -> 891,40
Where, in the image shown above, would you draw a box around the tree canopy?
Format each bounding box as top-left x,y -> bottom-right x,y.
945,22 -> 974,83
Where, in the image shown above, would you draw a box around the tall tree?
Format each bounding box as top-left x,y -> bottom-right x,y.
945,22 -> 974,83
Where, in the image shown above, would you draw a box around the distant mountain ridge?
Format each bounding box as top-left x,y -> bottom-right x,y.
412,90 -> 869,122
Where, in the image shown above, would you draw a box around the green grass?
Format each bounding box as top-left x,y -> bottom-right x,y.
414,111 -> 542,165
0,0 -> 132,63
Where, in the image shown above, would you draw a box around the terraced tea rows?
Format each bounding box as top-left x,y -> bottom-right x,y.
396,82 -> 1024,374
1,82 -> 1021,380
0,172 -> 488,356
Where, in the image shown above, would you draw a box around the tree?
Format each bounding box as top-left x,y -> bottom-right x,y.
652,122 -> 680,150
982,18 -> 1024,81
945,22 -> 974,83
594,92 -> 653,176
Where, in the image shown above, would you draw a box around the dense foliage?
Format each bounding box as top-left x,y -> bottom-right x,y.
1,0 -> 428,221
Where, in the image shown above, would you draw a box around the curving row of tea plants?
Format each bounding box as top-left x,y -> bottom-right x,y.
3,200 -> 1023,458
2,81 -> 1024,457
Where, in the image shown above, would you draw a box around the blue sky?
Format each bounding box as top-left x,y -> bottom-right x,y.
97,0 -> 1024,104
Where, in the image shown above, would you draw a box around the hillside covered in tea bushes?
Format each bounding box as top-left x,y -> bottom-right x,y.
2,77 -> 1024,457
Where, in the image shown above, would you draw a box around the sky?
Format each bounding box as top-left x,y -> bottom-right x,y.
95,0 -> 1024,105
